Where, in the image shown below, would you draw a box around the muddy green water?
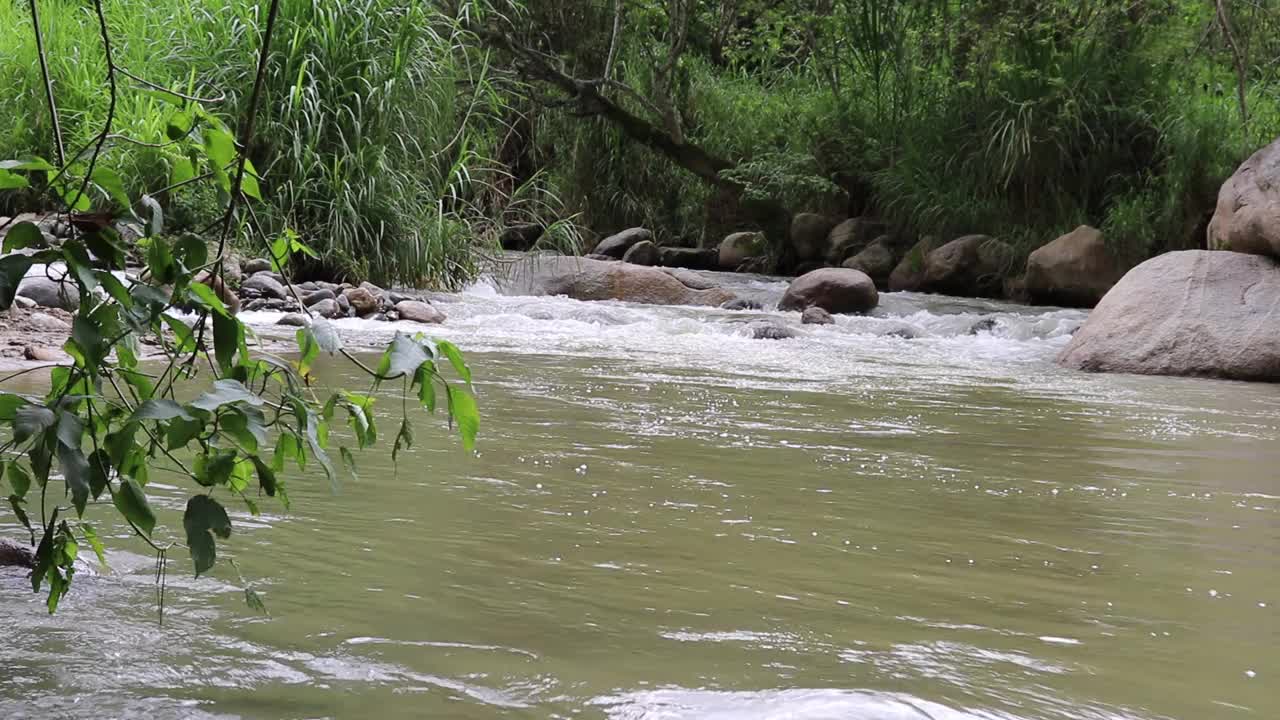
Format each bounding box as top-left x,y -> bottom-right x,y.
1,277 -> 1277,719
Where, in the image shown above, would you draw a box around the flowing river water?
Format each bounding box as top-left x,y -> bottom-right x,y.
1,267 -> 1277,719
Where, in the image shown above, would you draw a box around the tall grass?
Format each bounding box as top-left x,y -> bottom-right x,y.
0,0 -> 525,287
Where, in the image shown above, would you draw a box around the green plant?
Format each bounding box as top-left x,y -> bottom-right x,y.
1,0 -> 479,615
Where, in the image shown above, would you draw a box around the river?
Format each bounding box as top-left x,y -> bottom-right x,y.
1,268 -> 1277,719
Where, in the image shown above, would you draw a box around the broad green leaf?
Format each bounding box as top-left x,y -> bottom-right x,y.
222,407 -> 266,452
213,311 -> 241,372
377,333 -> 428,379
194,448 -> 237,487
84,229 -> 127,270
58,183 -> 91,212
55,412 -> 90,516
0,393 -> 29,422
81,523 -> 108,568
295,328 -> 319,376
241,159 -> 262,201
245,588 -> 268,614
0,169 -> 29,189
140,195 -> 164,237
166,416 -> 203,450
7,462 -> 31,499
269,234 -> 289,273
448,388 -> 480,452
146,237 -> 177,284
190,281 -> 229,315
203,126 -> 236,170
339,446 -> 359,482
162,316 -> 196,353
2,221 -> 45,252
414,366 -> 437,412
190,379 -> 262,412
435,340 -> 472,384
130,399 -> 194,423
87,449 -> 111,499
166,111 -> 192,141
392,418 -> 414,463
113,478 -> 156,536
250,456 -> 278,498
8,495 -> 32,532
311,317 -> 342,354
96,271 -> 133,308
13,405 -> 55,444
0,157 -> 56,171
62,241 -> 98,292
170,156 -> 195,186
0,254 -> 34,310
90,166 -> 130,209
184,494 -> 231,576
173,233 -> 207,271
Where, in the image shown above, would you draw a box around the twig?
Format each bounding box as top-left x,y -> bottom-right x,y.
28,0 -> 64,166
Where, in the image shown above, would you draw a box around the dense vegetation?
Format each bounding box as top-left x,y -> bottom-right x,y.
3,0 -> 1279,281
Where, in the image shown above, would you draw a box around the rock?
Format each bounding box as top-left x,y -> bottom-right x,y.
295,281 -> 320,293
748,321 -> 797,340
303,288 -> 337,307
593,228 -> 652,259
498,255 -> 736,307
721,298 -> 763,311
969,317 -> 998,335
343,287 -> 380,316
622,240 -> 660,266
0,538 -> 35,569
658,246 -> 719,270
888,236 -> 939,292
842,237 -> 897,288
241,273 -> 287,300
1058,251 -> 1280,381
26,312 -> 69,332
395,300 -> 446,324
277,313 -> 308,327
826,217 -> 888,264
500,223 -> 545,251
718,231 -> 768,270
585,253 -> 618,262
385,310 -> 400,322
315,281 -> 345,293
336,292 -> 351,315
790,213 -> 838,261
387,291 -> 419,305
1207,136 -> 1280,258
919,235 -> 1013,298
801,307 -> 835,325
1024,225 -> 1123,307
792,260 -> 828,277
309,298 -> 342,319
736,257 -> 772,274
17,276 -> 79,310
23,346 -> 62,362
13,296 -> 36,310
778,268 -> 878,314
359,281 -> 386,300
661,268 -> 718,290
242,258 -> 273,275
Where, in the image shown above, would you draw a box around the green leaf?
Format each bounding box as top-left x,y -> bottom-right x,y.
241,159 -> 262,201
436,340 -> 472,384
173,233 -> 207,271
184,494 -> 231,577
295,328 -> 319,376
2,221 -> 46,252
311,317 -> 343,354
222,407 -> 266,452
90,166 -> 130,209
414,366 -> 437,412
190,281 -> 230,316
82,523 -> 108,568
162,316 -> 196,353
0,169 -> 29,189
170,156 -> 195,186
245,588 -> 268,614
0,254 -> 34,310
58,183 -> 91,212
140,194 -> 164,238
8,495 -> 32,533
250,455 -> 278,498
269,234 -> 289,273
378,333 -> 428,379
340,446 -> 359,482
448,388 -> 480,452
13,405 -> 55,444
190,379 -> 262,412
96,271 -> 133,308
87,449 -> 111,499
62,241 -> 98,292
113,478 -> 156,536
84,229 -> 127,270
165,416 -> 203,450
166,110 -> 192,141
194,448 -> 237,487
130,399 -> 194,423
203,126 -> 236,170
0,393 -> 30,422
146,237 -> 177,284
56,413 -> 91,516
392,418 -> 414,463
213,311 -> 242,372
0,157 -> 56,172
7,462 -> 31,499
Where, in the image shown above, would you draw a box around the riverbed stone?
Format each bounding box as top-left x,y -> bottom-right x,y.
919,235 -> 1013,298
826,217 -> 888,265
888,236 -> 939,292
498,255 -> 736,307
1025,225 -> 1123,308
395,300 -> 446,324
801,307 -> 835,325
242,258 -> 273,275
718,231 -> 768,270
277,313 -> 308,327
17,276 -> 79,310
842,236 -> 897,289
500,223 -> 544,251
593,228 -> 652,259
658,246 -> 719,270
303,288 -> 336,307
622,240 -> 660,266
241,273 -> 287,300
310,298 -> 342,319
0,538 -> 34,569
1058,250 -> 1280,381
778,268 -> 878,314
721,298 -> 763,311
748,321 -> 797,340
1207,135 -> 1280,259
790,213 -> 838,262
343,287 -> 380,316
336,292 -> 351,315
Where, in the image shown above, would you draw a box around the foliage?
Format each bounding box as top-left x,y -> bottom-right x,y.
1,0 -> 479,614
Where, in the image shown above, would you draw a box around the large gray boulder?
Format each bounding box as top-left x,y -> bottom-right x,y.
622,240 -> 660,266
842,237 -> 897,289
17,276 -> 78,310
919,235 -> 1013,298
790,213 -> 838,262
778,268 -> 878,314
1058,251 -> 1280,381
888,236 -> 939,292
718,231 -> 768,270
1024,225 -> 1124,308
395,300 -> 445,324
498,255 -> 736,307
825,217 -> 888,265
657,246 -> 718,270
241,272 -> 287,300
1207,137 -> 1280,259
593,228 -> 652,259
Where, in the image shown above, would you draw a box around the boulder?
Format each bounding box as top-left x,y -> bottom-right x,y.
309,298 -> 342,319
23,346 -> 62,362
497,255 -> 736,307
395,300 -> 446,324
241,273 -> 287,300
1058,251 -> 1280,381
721,298 -> 763,311
718,232 -> 768,270
336,292 -> 351,315
622,240 -> 660,266
1024,225 -> 1124,308
748,321 -> 797,340
343,287 -> 380,316
303,288 -> 337,307
277,313 -> 308,327
826,217 -> 889,265
26,312 -> 69,332
658,246 -> 719,270
242,258 -> 273,275
1207,136 -> 1280,259
585,253 -> 617,262
888,237 -> 939,292
790,213 -> 838,262
0,538 -> 34,569
801,307 -> 835,325
661,268 -> 718,290
593,228 -> 652,259
500,223 -> 545,251
842,237 -> 897,289
792,261 -> 828,277
17,276 -> 79,311
919,235 -> 1013,298
778,268 -> 879,314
